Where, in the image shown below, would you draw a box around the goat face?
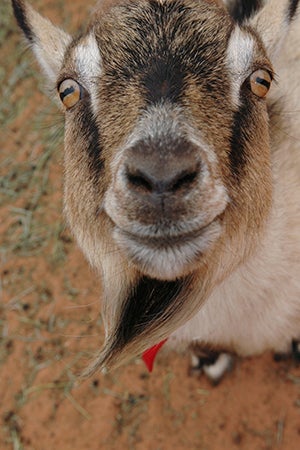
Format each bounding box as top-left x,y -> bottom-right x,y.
14,0 -> 294,370
60,0 -> 272,283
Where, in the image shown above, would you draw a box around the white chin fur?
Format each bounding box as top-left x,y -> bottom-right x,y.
113,221 -> 222,280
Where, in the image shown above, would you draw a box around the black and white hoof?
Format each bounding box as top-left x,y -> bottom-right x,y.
274,339 -> 300,363
291,339 -> 300,363
189,347 -> 234,385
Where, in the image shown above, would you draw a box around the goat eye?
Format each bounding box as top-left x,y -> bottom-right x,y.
249,69 -> 272,98
58,79 -> 82,109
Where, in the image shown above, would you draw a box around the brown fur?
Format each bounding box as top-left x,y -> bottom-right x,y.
12,0 -> 300,375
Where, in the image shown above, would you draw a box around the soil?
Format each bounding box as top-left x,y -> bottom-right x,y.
1,1 -> 300,449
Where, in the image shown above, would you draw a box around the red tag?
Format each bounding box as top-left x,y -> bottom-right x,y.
142,339 -> 168,372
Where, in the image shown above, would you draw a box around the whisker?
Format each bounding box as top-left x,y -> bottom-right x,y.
59,333 -> 101,339
63,300 -> 100,310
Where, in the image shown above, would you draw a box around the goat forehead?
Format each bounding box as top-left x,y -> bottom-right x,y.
66,1 -> 268,102
93,0 -> 232,78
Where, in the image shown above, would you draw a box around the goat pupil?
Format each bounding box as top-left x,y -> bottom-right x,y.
60,86 -> 75,101
256,77 -> 270,88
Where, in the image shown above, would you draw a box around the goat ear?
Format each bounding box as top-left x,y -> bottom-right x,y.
249,0 -> 299,60
12,0 -> 71,84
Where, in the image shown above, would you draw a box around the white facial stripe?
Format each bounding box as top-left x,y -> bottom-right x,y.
74,33 -> 102,79
226,26 -> 256,107
72,33 -> 102,111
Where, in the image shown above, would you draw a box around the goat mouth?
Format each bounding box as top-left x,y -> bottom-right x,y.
121,222 -> 216,247
113,219 -> 222,279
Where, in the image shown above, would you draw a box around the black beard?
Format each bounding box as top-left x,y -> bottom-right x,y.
110,275 -> 190,353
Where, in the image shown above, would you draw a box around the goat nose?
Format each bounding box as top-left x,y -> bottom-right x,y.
125,162 -> 200,195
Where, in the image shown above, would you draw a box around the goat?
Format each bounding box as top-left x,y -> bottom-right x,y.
12,0 -> 300,382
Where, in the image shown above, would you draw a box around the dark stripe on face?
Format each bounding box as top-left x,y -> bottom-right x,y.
228,0 -> 263,23
288,0 -> 300,21
97,0 -> 231,106
229,97 -> 253,177
142,57 -> 185,104
76,99 -> 104,176
112,276 -> 187,351
12,0 -> 35,43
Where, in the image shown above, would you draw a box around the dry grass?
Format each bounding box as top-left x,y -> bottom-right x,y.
1,2 -> 300,450
0,3 -> 97,447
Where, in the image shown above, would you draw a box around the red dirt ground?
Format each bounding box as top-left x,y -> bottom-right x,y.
1,1 -> 300,449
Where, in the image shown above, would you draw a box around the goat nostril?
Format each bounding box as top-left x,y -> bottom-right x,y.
125,164 -> 200,195
171,169 -> 199,192
126,170 -> 154,193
